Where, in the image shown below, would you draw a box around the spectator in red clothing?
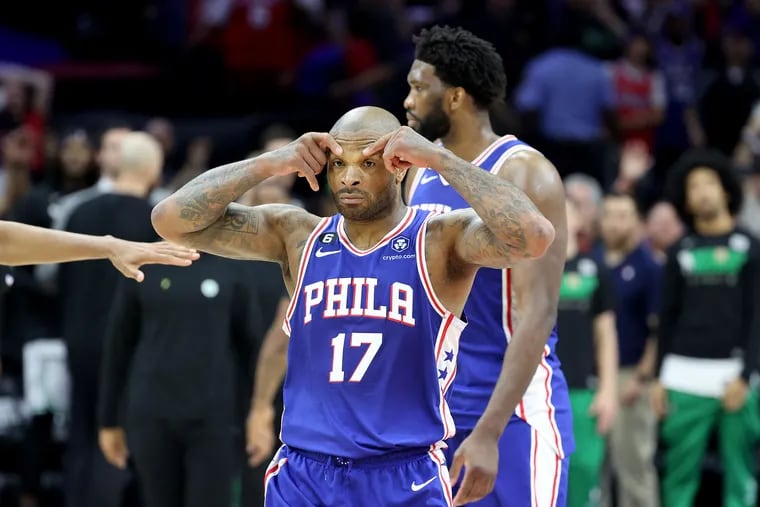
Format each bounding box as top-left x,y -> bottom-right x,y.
196,0 -> 313,78
0,65 -> 53,176
608,33 -> 667,154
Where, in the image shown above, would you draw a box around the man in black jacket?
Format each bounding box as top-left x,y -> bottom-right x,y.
60,132 -> 165,507
98,254 -> 262,507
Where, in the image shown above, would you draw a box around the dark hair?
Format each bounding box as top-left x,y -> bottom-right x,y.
604,190 -> 644,217
413,25 -> 506,109
625,30 -> 656,68
665,148 -> 743,226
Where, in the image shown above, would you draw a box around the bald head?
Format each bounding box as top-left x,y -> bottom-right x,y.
118,132 -> 163,183
330,106 -> 400,140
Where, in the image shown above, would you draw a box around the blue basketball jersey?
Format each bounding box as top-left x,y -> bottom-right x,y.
281,208 -> 466,459
408,136 -> 574,458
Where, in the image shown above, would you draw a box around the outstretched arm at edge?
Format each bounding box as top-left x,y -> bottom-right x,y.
0,221 -> 197,281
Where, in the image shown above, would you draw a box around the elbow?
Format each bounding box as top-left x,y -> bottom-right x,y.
518,305 -> 557,347
150,201 -> 178,242
524,215 -> 555,259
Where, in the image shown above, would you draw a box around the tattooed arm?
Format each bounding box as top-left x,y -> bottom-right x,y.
364,127 -> 554,270
430,149 -> 555,269
449,152 -> 567,504
152,133 -> 341,263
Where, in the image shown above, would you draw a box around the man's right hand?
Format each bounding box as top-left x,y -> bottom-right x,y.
621,375 -> 644,406
99,427 -> 129,469
651,381 -> 668,419
266,133 -> 343,192
247,404 -> 276,467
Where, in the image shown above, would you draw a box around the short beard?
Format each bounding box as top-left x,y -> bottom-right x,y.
411,98 -> 451,142
332,186 -> 396,222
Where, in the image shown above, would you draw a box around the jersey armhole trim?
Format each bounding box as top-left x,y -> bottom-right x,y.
407,167 -> 425,203
415,215 -> 467,333
282,217 -> 331,336
490,145 -> 541,175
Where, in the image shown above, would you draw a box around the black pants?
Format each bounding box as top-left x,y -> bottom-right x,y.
127,413 -> 235,507
65,365 -> 131,507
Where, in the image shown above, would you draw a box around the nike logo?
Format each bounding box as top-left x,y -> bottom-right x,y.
420,174 -> 439,185
315,248 -> 340,258
411,476 -> 437,492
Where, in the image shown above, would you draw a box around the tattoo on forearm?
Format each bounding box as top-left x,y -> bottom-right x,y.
173,158 -> 268,229
181,205 -> 264,259
440,159 -> 539,255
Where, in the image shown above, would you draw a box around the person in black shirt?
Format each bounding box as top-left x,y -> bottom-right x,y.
98,254 -> 262,507
556,198 -> 618,507
60,132 -> 164,507
654,149 -> 760,507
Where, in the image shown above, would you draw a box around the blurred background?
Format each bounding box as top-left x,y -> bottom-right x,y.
1,0 -> 759,506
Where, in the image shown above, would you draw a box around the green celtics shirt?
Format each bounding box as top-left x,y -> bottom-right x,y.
555,254 -> 616,389
657,228 -> 760,380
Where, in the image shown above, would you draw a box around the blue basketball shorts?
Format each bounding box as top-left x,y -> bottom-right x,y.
445,418 -> 569,507
264,444 -> 453,506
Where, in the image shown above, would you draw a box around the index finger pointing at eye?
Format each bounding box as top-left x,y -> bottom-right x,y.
362,132 -> 393,157
313,133 -> 342,156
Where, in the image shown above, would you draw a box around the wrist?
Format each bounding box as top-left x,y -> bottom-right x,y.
252,152 -> 281,179
250,398 -> 274,412
428,147 -> 455,175
472,415 -> 508,442
100,235 -> 118,260
597,380 -> 617,396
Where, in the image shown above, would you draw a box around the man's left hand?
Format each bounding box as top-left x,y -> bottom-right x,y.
107,238 -> 199,281
448,429 -> 498,506
723,377 -> 749,412
362,126 -> 445,173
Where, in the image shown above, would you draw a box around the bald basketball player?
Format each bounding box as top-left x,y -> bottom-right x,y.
152,106 -> 554,507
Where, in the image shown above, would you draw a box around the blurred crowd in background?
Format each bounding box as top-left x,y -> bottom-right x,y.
1,0 -> 760,506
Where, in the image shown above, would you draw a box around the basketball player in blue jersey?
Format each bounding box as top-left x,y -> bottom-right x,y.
404,26 -> 574,506
151,106 -> 555,507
